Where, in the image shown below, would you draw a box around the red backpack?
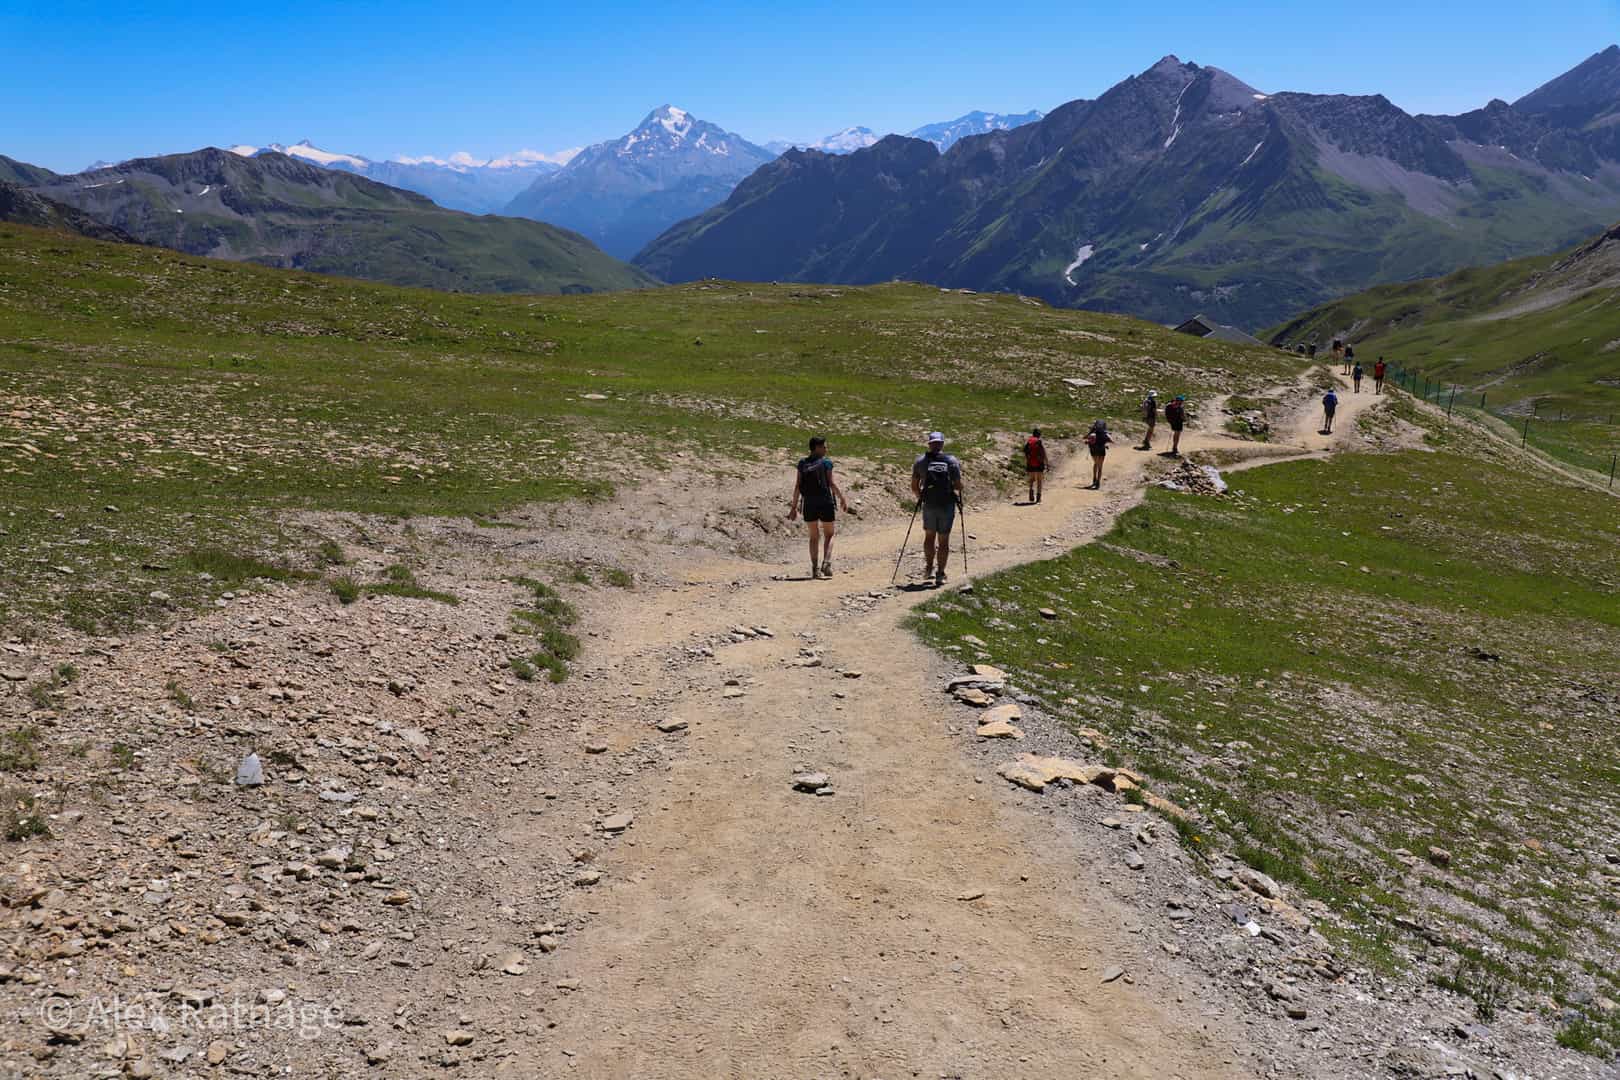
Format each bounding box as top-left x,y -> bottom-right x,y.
1024,436 -> 1044,468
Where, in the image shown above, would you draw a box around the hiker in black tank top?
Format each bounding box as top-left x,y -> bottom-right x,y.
786,436 -> 849,580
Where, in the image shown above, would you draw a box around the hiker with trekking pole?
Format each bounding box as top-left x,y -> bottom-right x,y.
785,435 -> 849,580
1322,388 -> 1339,434
909,432 -> 962,587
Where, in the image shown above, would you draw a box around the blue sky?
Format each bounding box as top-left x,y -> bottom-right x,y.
3,0 -> 1618,172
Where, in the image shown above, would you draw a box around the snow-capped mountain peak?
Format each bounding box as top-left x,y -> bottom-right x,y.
814,127 -> 880,153
263,140 -> 371,169
655,105 -> 691,138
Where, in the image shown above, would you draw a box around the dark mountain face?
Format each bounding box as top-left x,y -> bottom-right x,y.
0,155 -> 61,187
0,178 -> 135,242
637,52 -> 1620,329
27,149 -> 657,295
503,106 -> 777,259
1514,44 -> 1620,121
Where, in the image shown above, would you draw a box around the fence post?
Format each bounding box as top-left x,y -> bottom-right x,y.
1447,387 -> 1457,416
1480,392 -> 1487,410
1611,454 -> 1617,489
1522,415 -> 1530,447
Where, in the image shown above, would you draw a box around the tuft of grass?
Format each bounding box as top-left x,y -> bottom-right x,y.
329,564 -> 458,606
108,743 -> 136,770
316,539 -> 347,566
1432,958 -> 1509,1021
194,758 -> 229,785
1,787 -> 49,842
165,679 -> 196,711
0,727 -> 44,772
510,576 -> 581,683
603,566 -> 634,589
25,662 -> 79,711
180,547 -> 308,585
363,565 -> 460,605
1555,1016 -> 1605,1056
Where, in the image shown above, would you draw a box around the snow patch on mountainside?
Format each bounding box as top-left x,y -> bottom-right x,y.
1063,243 -> 1096,285
1164,80 -> 1194,150
1240,140 -> 1265,167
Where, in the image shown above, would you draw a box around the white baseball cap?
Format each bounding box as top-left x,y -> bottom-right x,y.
926,431 -> 945,445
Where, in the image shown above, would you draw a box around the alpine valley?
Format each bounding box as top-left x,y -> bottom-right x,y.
635,49 -> 1620,329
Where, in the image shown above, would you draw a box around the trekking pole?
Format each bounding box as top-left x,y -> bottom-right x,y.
891,502 -> 920,585
1610,454 -> 1616,489
1522,416 -> 1530,447
956,495 -> 970,581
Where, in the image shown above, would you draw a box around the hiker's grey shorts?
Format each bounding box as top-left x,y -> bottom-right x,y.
922,501 -> 956,535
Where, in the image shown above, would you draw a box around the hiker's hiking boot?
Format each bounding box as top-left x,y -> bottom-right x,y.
820,559 -> 832,578
934,568 -> 946,586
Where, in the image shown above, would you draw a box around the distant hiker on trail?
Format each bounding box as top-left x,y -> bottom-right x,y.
1352,361 -> 1364,393
1023,428 -> 1048,504
1345,343 -> 1356,376
911,432 -> 962,586
1373,358 -> 1387,394
786,436 -> 849,580
1307,342 -> 1318,360
1163,395 -> 1187,456
1084,419 -> 1111,489
1139,391 -> 1159,450
1322,389 -> 1339,434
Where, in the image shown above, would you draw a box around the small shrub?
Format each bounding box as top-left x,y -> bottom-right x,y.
603,567 -> 634,589
316,539 -> 347,566
0,727 -> 43,772
509,656 -> 538,682
108,743 -> 136,770
330,576 -> 361,605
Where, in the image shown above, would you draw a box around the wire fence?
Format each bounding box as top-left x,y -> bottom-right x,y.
1378,360 -> 1618,488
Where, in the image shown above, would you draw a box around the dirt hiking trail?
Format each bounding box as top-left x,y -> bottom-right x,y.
413,371 -> 1383,1079
0,370 -> 1393,1080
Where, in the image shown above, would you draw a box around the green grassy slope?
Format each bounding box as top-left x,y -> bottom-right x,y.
1267,226 -> 1620,471
0,224 -> 1303,632
27,149 -> 659,296
916,437 -> 1620,1056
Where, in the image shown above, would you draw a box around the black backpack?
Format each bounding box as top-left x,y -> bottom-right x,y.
919,453 -> 954,501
